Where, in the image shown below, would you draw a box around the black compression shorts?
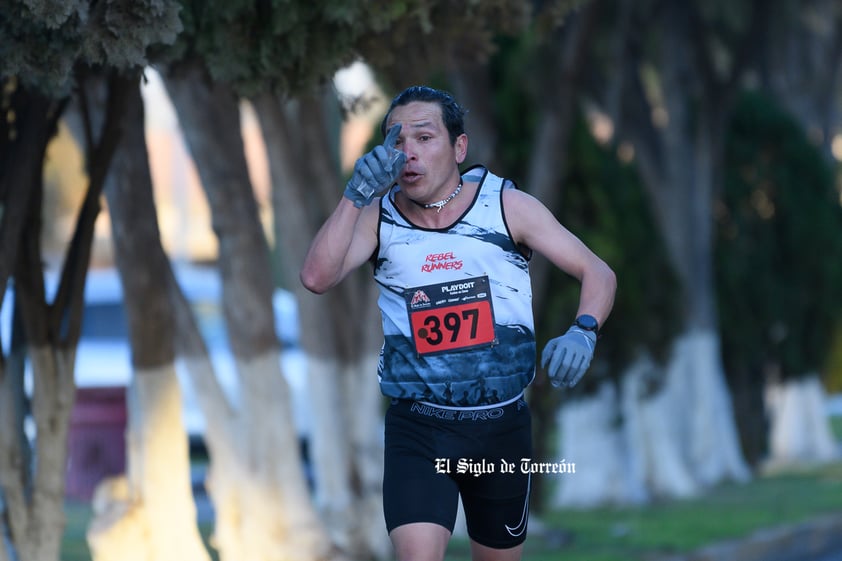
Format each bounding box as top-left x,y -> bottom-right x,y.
383,397 -> 533,549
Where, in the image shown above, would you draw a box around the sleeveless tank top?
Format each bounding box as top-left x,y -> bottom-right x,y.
373,166 -> 536,407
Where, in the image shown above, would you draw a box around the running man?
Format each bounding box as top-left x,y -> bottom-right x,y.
301,85 -> 616,561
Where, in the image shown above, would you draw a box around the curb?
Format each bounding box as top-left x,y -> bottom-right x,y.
657,513 -> 842,561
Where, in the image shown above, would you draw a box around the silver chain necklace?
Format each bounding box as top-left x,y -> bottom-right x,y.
414,180 -> 463,213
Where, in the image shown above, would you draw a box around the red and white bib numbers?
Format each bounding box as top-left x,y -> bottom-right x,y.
404,276 -> 497,356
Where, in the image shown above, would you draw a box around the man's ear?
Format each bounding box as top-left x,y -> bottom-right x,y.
455,133 -> 468,164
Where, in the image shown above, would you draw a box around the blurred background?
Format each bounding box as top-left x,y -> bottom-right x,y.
1,1 -> 842,561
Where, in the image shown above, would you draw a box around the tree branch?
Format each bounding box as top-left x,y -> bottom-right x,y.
50,71 -> 133,348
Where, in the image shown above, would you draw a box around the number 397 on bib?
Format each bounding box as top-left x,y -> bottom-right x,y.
404,276 -> 497,356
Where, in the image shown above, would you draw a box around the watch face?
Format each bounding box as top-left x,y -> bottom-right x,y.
576,314 -> 599,331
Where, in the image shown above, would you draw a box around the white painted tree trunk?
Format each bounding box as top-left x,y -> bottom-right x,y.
87,365 -> 209,561
551,332 -> 752,508
308,353 -> 391,560
551,356 -> 696,508
176,350 -> 342,561
308,356 -> 353,538
255,87 -> 389,558
620,332 -> 752,501
674,331 -> 750,486
179,354 -> 244,561
627,332 -> 749,499
621,353 -> 698,499
765,375 -> 840,468
552,381 -> 648,507
343,354 -> 390,561
237,351 -> 334,561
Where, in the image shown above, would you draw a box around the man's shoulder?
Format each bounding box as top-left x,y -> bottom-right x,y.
463,165 -> 521,193
461,164 -> 487,184
464,164 -> 508,188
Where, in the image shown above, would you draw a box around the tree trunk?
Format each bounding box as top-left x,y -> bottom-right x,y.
0,346 -> 75,561
619,354 -> 696,498
650,13 -> 751,482
604,2 -> 752,496
306,355 -> 389,559
253,89 -> 389,560
76,75 -> 209,561
765,375 -> 840,468
0,84 -> 63,561
0,71 -> 126,561
629,115 -> 751,492
0,85 -> 57,295
755,0 -> 842,473
88,366 -> 207,561
760,0 -> 842,164
445,63 -> 498,166
163,63 -> 338,561
510,4 -> 599,513
552,381 -> 648,507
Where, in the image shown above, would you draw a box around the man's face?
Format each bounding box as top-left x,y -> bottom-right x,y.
385,101 -> 466,200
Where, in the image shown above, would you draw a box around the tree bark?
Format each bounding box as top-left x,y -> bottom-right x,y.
760,0 -> 842,164
253,89 -> 389,560
755,0 -> 842,468
0,84 -> 58,296
616,1 -> 752,493
0,70 -> 126,561
163,62 -> 338,561
445,63 -> 498,167
765,375 -> 840,468
0,83 -> 59,561
70,74 -> 210,561
519,3 -> 602,512
552,381 -> 648,507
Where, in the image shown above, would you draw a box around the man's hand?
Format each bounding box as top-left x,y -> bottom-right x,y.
541,326 -> 597,388
344,124 -> 406,208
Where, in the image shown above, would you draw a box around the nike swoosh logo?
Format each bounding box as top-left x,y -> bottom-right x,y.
505,473 -> 531,537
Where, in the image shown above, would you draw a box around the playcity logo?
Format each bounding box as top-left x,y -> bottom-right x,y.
421,251 -> 463,272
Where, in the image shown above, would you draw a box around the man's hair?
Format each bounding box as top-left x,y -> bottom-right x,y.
380,85 -> 467,145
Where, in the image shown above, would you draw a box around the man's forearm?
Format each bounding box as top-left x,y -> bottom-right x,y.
300,197 -> 362,294
575,259 -> 617,328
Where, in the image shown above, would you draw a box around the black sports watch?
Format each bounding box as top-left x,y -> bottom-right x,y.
574,314 -> 599,333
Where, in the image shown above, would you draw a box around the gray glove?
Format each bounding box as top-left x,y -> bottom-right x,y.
343,124 -> 406,208
541,326 -> 597,388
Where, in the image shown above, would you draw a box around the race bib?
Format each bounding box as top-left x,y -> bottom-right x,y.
404,276 -> 497,356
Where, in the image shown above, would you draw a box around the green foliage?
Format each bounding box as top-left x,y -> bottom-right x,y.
719,90 -> 842,378
0,0 -> 182,96
1,1 -> 87,94
487,32 -> 539,177
485,23 -> 681,385
483,1 -> 603,177
360,0 -> 532,91
81,1 -> 182,70
166,0 -> 423,97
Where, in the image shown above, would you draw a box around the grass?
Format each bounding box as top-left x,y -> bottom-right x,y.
445,461 -> 842,561
60,461 -> 842,561
831,415 -> 842,441
62,501 -> 93,561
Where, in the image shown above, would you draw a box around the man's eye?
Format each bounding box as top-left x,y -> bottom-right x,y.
419,135 -> 431,141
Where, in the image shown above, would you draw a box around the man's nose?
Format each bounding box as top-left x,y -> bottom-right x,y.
400,142 -> 415,159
